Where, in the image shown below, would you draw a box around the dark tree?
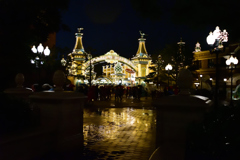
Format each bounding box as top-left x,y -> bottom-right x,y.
154,40 -> 193,85
146,55 -> 168,87
0,0 -> 70,91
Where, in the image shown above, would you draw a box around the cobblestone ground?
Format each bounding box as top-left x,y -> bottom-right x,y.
83,107 -> 156,160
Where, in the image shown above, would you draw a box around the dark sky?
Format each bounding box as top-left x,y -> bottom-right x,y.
56,0 -> 215,59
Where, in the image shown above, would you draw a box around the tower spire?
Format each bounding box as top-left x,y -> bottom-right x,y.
136,31 -> 148,56
73,28 -> 85,54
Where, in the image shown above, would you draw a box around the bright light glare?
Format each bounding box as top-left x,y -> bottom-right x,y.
165,63 -> 172,71
234,57 -> 238,65
213,26 -> 221,40
44,46 -> 50,56
206,32 -> 215,45
226,58 -> 231,65
226,56 -> 239,65
37,43 -> 44,53
31,45 -> 37,53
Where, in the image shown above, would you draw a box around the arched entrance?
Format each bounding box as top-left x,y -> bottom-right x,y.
83,50 -> 137,72
81,50 -> 138,85
66,29 -> 153,89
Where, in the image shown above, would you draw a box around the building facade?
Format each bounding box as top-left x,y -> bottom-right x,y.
66,29 -> 153,87
192,42 -> 240,99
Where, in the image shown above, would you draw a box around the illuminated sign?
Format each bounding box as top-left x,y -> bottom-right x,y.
85,55 -> 137,71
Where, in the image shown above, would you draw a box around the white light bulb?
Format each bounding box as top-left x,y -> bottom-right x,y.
44,46 -> 50,56
31,45 -> 37,53
206,32 -> 215,45
226,58 -> 230,65
234,57 -> 238,65
37,43 -> 44,53
213,26 -> 221,40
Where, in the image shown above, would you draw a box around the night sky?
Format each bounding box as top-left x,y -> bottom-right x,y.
56,0 -> 215,59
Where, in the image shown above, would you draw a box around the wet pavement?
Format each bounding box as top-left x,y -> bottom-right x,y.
83,96 -> 156,160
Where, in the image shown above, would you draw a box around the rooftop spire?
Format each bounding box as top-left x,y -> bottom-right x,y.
136,31 -> 148,56
73,28 -> 85,54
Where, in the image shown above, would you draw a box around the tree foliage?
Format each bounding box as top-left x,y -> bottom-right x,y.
0,0 -> 70,90
149,41 -> 193,84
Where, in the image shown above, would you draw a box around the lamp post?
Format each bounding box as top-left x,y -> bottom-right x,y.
223,78 -> 227,99
226,55 -> 238,106
206,26 -> 228,109
31,43 -> 50,84
31,43 -> 51,68
200,74 -> 203,90
165,63 -> 173,90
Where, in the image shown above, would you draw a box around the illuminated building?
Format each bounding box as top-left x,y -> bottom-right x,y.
66,29 -> 153,87
102,51 -> 136,85
192,42 -> 240,100
67,28 -> 89,85
131,31 -> 153,85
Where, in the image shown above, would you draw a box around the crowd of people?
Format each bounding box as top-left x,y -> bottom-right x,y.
29,81 -> 182,103
79,84 -> 146,102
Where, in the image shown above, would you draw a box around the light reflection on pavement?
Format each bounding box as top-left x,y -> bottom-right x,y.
83,107 -> 156,160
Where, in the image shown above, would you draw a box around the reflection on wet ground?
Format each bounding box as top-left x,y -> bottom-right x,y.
83,108 -> 156,160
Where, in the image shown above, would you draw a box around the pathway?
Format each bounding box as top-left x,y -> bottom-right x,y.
83,96 -> 156,160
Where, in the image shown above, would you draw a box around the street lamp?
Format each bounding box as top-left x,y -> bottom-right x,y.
31,43 -> 51,68
226,55 -> 238,106
31,43 -> 51,85
206,26 -> 228,109
165,63 -> 173,90
200,74 -> 203,90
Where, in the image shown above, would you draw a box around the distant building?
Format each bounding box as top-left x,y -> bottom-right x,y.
66,29 -> 153,87
192,42 -> 240,99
